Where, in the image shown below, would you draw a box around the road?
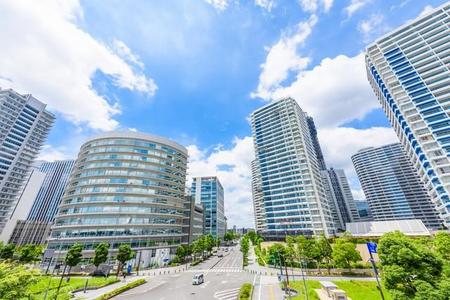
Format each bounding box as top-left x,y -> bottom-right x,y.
114,244 -> 256,300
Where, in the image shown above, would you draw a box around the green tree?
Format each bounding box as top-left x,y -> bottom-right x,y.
215,238 -> 221,248
267,243 -> 287,266
66,243 -> 83,273
331,237 -> 361,271
116,244 -> 134,277
0,262 -> 39,299
17,244 -> 43,263
0,243 -> 15,260
205,234 -> 215,253
378,231 -> 444,299
93,242 -> 109,271
317,235 -> 333,273
224,231 -> 234,242
433,231 -> 450,261
175,244 -> 190,263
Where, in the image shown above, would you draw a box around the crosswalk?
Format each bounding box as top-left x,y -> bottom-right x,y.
214,287 -> 241,300
187,268 -> 242,273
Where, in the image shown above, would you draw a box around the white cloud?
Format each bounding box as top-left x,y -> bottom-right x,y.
38,145 -> 73,162
0,0 -> 157,131
319,126 -> 398,199
251,15 -> 318,100
255,0 -> 276,12
204,0 -> 229,11
187,136 -> 255,228
358,14 -> 390,43
299,0 -> 334,13
345,0 -> 371,18
419,5 -> 434,18
270,53 -> 379,127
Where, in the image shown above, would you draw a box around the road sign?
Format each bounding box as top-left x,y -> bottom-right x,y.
367,242 -> 377,254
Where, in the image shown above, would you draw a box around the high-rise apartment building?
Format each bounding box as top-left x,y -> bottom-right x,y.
352,143 -> 443,229
251,160 -> 265,232
9,160 -> 75,245
365,3 -> 450,227
250,98 -> 335,238
0,88 -> 54,234
191,176 -> 225,238
306,116 -> 327,171
321,168 -> 359,230
47,131 -> 188,266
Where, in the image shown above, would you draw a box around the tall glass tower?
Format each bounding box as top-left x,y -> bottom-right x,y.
365,3 -> 450,227
0,88 -> 54,234
191,176 -> 225,238
250,98 -> 335,238
352,143 -> 443,229
9,160 -> 75,245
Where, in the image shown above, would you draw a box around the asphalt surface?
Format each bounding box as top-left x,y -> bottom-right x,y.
114,244 -> 256,300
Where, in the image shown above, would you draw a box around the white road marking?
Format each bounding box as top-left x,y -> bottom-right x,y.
214,287 -> 241,300
258,275 -> 262,300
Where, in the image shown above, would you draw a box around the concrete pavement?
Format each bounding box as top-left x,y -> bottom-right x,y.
112,244 -> 255,300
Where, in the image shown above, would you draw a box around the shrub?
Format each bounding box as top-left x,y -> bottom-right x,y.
239,283 -> 253,300
95,278 -> 146,300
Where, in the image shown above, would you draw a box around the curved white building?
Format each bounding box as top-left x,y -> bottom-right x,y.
48,131 -> 188,264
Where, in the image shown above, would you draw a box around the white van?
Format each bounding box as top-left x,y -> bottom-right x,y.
192,273 -> 204,285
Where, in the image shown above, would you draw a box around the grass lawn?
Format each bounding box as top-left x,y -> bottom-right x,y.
288,280 -> 391,300
27,276 -> 119,300
334,280 -> 392,300
289,280 -> 321,300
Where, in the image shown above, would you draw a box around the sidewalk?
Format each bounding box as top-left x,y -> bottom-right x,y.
72,275 -> 145,300
248,246 -> 284,300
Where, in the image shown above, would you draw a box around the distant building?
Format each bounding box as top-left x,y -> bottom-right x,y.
250,98 -> 335,238
354,200 -> 373,221
365,3 -> 450,227
0,165 -> 45,243
352,143 -> 443,229
8,160 -> 75,245
321,168 -> 359,230
191,176 -> 225,238
0,88 -> 54,234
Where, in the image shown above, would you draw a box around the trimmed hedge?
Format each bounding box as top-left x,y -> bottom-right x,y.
239,283 -> 253,300
95,278 -> 146,300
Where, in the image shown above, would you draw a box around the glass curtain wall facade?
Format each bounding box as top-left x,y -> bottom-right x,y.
9,160 -> 75,245
191,176 -> 225,238
250,98 -> 335,238
352,143 -> 443,229
47,131 -> 188,260
365,3 -> 450,227
0,88 -> 54,234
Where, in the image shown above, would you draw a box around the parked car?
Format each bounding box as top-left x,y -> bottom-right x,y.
218,253 -> 223,257
192,273 -> 204,285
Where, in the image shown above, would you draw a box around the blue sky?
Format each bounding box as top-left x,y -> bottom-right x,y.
0,0 -> 445,227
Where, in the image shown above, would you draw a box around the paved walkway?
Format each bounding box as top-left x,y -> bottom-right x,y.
73,276 -> 145,300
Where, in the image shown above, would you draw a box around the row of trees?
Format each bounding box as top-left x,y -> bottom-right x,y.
0,242 -> 43,263
261,235 -> 361,272
174,234 -> 220,263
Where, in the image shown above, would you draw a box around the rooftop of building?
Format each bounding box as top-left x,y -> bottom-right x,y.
346,219 -> 431,237
83,130 -> 187,154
